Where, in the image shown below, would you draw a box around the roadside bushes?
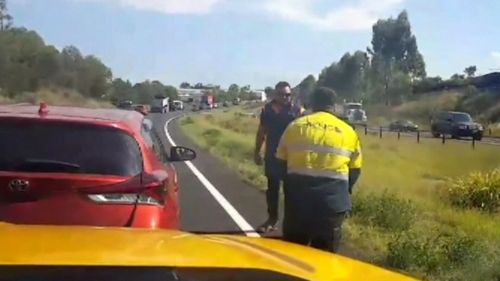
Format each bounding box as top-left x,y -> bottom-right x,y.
444,169 -> 500,213
387,230 -> 482,276
202,128 -> 222,146
181,117 -> 194,125
393,92 -> 462,120
352,191 -> 416,232
204,114 -> 215,122
220,139 -> 253,160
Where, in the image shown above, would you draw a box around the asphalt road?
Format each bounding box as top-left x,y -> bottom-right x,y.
149,112 -> 278,238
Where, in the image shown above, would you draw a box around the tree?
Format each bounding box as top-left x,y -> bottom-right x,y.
110,78 -> 135,102
451,73 -> 465,80
0,28 -> 47,94
180,82 -> 191,89
387,71 -> 412,105
370,11 -> 426,79
464,65 -> 477,78
295,74 -> 316,107
0,0 -> 13,31
34,46 -> 60,86
317,51 -> 369,101
164,85 -> 178,99
368,10 -> 426,105
238,85 -> 253,100
75,55 -> 112,98
413,76 -> 443,93
56,46 -> 82,88
228,84 -> 239,95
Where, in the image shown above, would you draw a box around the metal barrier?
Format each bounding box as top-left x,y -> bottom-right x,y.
353,125 -> 498,149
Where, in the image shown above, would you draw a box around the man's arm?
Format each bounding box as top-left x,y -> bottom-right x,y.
254,109 -> 267,165
348,137 -> 363,194
255,123 -> 266,153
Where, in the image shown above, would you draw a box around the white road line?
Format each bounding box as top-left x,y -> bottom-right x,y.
164,115 -> 260,238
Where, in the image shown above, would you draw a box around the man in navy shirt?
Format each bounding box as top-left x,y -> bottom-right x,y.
254,81 -> 303,233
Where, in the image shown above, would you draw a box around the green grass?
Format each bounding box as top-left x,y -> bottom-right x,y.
487,125 -> 500,138
180,108 -> 500,281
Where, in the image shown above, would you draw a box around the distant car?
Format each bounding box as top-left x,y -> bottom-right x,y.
0,103 -> 197,230
117,100 -> 133,110
389,120 -> 419,132
431,111 -> 483,140
222,101 -> 229,107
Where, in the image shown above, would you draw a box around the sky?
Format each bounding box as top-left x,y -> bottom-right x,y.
8,0 -> 500,88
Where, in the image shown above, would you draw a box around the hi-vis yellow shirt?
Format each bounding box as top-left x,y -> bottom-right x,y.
276,112 -> 362,181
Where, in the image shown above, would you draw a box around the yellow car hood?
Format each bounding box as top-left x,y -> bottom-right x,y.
0,223 -> 417,281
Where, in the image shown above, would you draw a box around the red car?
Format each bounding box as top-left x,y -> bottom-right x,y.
0,103 -> 195,229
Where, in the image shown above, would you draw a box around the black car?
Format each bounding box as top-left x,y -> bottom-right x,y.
431,111 -> 483,140
117,100 -> 133,110
389,120 -> 419,132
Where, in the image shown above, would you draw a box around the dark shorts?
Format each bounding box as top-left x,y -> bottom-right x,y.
264,156 -> 287,179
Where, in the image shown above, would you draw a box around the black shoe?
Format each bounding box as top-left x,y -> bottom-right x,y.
258,218 -> 278,233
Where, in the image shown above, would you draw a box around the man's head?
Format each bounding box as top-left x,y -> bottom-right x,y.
310,87 -> 337,112
273,81 -> 292,105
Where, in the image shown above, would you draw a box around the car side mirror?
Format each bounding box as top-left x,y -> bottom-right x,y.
169,146 -> 196,162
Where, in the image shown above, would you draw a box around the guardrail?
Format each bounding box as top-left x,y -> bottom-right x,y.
355,125 -> 499,149
232,110 -> 499,148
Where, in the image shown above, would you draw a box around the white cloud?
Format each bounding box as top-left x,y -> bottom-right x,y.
71,0 -> 404,30
76,0 -> 224,14
492,52 -> 500,66
263,0 -> 405,31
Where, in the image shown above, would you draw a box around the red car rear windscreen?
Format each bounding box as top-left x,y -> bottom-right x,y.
0,120 -> 142,177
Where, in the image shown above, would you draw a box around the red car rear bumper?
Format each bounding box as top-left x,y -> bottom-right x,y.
0,194 -> 179,229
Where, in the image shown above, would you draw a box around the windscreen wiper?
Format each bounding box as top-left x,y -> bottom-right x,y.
12,159 -> 82,173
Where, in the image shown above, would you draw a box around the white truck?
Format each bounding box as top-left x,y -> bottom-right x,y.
151,96 -> 170,114
335,101 -> 368,126
172,100 -> 184,111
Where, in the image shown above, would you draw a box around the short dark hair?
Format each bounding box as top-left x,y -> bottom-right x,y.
264,86 -> 274,94
311,87 -> 337,110
275,81 -> 291,90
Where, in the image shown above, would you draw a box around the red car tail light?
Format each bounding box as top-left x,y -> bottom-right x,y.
87,193 -> 163,206
81,173 -> 166,207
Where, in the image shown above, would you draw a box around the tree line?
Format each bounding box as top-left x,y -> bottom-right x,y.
0,0 -> 178,105
295,11 -> 485,108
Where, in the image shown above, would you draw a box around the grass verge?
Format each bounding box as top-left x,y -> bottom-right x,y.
180,108 -> 500,281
